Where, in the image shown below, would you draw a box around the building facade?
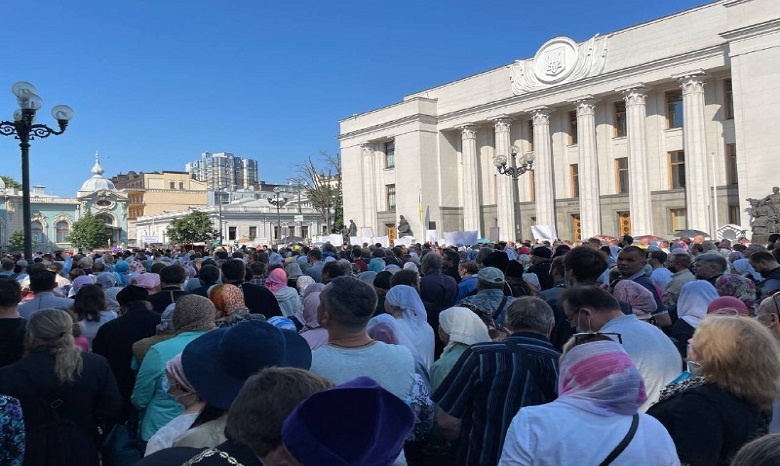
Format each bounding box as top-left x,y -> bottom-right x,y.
0,152 -> 128,252
186,152 -> 259,191
339,0 -> 779,242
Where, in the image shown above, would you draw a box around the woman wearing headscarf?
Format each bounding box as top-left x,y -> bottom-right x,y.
73,283 -> 118,349
431,306 -> 491,391
285,262 -> 303,288
131,295 -> 216,443
0,309 -> 122,466
612,279 -> 658,320
499,337 -> 678,465
714,274 -> 757,314
648,317 -> 780,465
706,296 -> 751,317
144,354 -> 205,456
132,273 -> 162,295
357,270 -> 378,287
369,257 -> 385,273
208,283 -> 263,328
732,258 -> 763,282
265,268 -> 303,318
68,274 -> 95,297
669,280 -> 718,358
384,285 -> 435,370
294,286 -> 328,350
295,275 -> 315,296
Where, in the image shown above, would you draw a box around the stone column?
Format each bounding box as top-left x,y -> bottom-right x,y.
492,116 -> 516,241
531,107 -> 556,230
460,124 -> 481,233
574,97 -> 601,238
622,85 -> 653,236
361,143 -> 376,233
679,72 -> 710,232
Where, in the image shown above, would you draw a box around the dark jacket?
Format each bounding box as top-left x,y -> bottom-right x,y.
147,286 -> 191,312
0,349 -> 123,466
647,382 -> 770,466
527,261 -> 553,291
192,281 -> 219,298
420,271 -> 458,357
0,317 -> 26,367
92,301 -> 160,420
134,439 -> 261,466
759,266 -> 780,298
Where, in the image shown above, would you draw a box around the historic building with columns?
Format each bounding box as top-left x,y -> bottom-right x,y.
339,0 -> 780,242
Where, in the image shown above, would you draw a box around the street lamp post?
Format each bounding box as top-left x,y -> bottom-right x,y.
0,82 -> 74,259
493,145 -> 535,241
266,187 -> 288,245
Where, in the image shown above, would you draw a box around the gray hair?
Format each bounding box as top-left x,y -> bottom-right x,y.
421,252 -> 442,271
505,297 -> 554,333
695,253 -> 728,273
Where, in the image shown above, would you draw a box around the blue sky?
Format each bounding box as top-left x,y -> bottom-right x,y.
1,0 -> 708,196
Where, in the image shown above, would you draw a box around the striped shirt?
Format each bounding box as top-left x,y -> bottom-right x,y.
433,333 -> 560,466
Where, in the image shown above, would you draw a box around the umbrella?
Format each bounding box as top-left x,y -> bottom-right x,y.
477,237 -> 492,244
674,230 -> 709,238
592,235 -> 618,243
633,234 -> 666,242
282,235 -> 304,244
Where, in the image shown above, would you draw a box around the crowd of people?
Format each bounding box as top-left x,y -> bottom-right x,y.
1,232 -> 780,465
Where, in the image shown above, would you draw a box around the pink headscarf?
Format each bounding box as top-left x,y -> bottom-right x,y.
707,296 -> 750,317
71,275 -> 95,294
165,353 -> 196,394
296,291 -> 328,351
557,340 -> 647,416
131,273 -> 162,295
265,268 -> 288,294
612,280 -> 657,319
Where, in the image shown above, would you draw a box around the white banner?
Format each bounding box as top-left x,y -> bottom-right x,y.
371,236 -> 390,247
349,236 -> 372,246
393,236 -> 415,246
359,227 -> 374,238
425,230 -> 439,243
141,235 -> 158,244
443,231 -> 479,247
531,225 -> 558,241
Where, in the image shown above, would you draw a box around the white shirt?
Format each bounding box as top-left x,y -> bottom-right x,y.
144,412 -> 198,456
498,402 -> 680,466
601,315 -> 682,410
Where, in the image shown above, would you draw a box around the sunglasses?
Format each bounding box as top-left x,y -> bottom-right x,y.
573,332 -> 623,345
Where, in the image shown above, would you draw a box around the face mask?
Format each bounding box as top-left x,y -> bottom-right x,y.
686,360 -> 702,376
162,376 -> 187,402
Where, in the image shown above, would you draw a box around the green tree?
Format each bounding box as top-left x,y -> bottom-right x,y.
166,210 -> 218,245
294,151 -> 343,233
0,176 -> 22,190
8,229 -> 37,252
66,213 -> 112,250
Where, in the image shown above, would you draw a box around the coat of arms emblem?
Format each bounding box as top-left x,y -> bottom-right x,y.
544,47 -> 566,76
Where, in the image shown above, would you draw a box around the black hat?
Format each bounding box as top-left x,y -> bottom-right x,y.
116,285 -> 150,306
483,251 -> 509,272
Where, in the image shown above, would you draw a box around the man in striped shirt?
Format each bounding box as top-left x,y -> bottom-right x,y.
433,297 -> 561,466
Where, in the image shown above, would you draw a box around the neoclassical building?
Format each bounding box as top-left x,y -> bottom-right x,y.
0,152 -> 128,252
339,0 -> 779,242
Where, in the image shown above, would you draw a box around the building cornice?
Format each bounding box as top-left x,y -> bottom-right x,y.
719,17 -> 780,41
338,113 -> 438,141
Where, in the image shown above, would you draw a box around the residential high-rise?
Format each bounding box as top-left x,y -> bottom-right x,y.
186,152 -> 259,190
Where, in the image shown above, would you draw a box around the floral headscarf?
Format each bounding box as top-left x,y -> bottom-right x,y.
296,275 -> 315,295
209,284 -> 247,317
715,274 -> 757,312
612,280 -> 657,318
557,340 -> 646,416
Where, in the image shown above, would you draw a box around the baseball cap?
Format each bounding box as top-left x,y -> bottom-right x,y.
477,266 -> 504,284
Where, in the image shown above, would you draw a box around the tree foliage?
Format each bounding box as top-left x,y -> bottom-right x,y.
0,176 -> 22,190
67,213 -> 112,250
166,210 -> 218,245
8,229 -> 37,252
293,151 -> 343,233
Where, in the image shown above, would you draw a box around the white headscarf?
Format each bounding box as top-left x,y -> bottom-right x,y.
385,285 -> 435,370
438,307 -> 490,354
677,280 -> 718,328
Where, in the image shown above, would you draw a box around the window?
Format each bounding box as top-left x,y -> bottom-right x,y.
669,151 -> 686,189
274,226 -> 280,240
726,144 -> 738,184
670,208 -> 687,231
386,184 -> 396,210
571,214 -> 581,243
614,101 -> 627,137
570,164 -> 579,197
616,158 -> 629,194
528,170 -> 535,202
169,181 -> 176,189
568,111 -> 578,145
666,90 -> 684,129
729,205 -> 740,224
249,226 -> 257,240
179,181 -> 184,190
55,221 -> 69,243
384,141 -> 395,169
228,227 -> 237,241
527,120 -> 534,151
301,225 -> 308,239
724,79 -> 734,120
31,221 -> 44,244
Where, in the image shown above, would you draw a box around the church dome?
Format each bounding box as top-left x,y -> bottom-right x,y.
79,151 -> 116,193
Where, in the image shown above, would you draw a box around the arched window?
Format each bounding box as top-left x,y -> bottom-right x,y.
31,221 -> 44,244
56,221 -> 69,243
95,213 -> 113,225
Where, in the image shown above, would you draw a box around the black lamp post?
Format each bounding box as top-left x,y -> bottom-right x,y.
493,145 -> 534,241
0,82 -> 74,259
267,187 -> 288,244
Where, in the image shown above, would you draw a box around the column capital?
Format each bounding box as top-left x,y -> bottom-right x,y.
360,142 -> 374,153
491,115 -> 512,132
675,70 -> 707,95
528,106 -> 551,125
572,96 -> 597,116
620,85 -> 648,106
459,123 -> 478,140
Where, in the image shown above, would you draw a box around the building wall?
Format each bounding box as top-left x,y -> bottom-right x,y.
339,0 -> 780,241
